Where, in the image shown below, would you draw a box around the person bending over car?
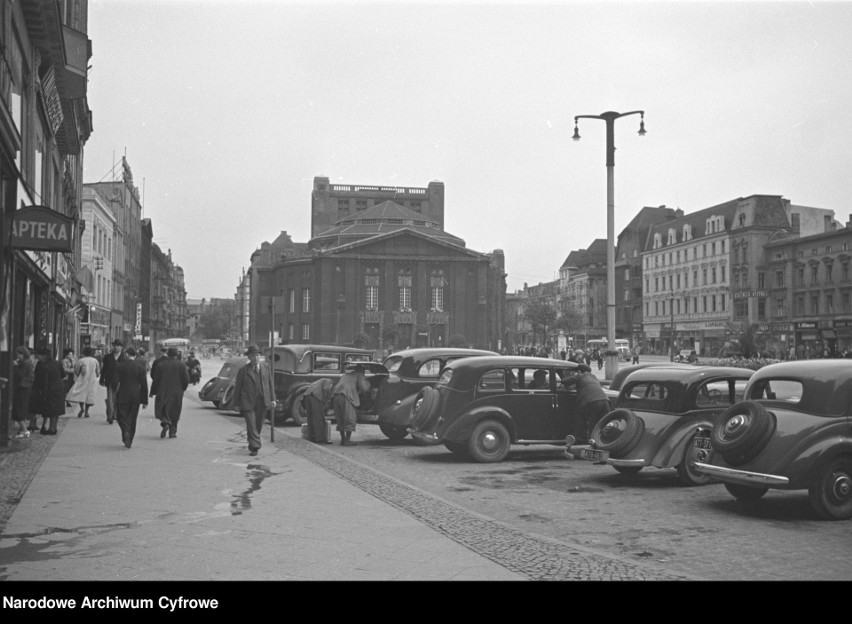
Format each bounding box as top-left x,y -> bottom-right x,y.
561,364 -> 610,443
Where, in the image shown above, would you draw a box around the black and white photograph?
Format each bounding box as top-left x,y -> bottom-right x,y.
1,0 -> 851,592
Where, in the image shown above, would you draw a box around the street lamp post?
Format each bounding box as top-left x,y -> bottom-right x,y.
573,110 -> 646,380
670,290 -> 676,361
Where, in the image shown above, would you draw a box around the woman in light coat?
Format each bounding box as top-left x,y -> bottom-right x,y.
66,346 -> 101,418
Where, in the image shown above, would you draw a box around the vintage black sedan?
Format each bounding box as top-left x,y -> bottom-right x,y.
567,366 -> 753,485
408,356 -> 582,462
264,344 -> 388,425
198,356 -> 248,408
601,361 -> 696,402
694,360 -> 852,520
375,347 -> 498,440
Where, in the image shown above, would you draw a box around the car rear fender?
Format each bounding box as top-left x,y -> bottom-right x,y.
281,382 -> 310,414
378,392 -> 418,427
781,436 -> 852,489
650,419 -> 715,468
441,406 -> 516,444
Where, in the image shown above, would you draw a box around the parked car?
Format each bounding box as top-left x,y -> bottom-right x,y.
567,366 -> 753,485
375,347 -> 499,440
408,356 -> 583,462
601,361 -> 696,403
198,356 -> 248,408
264,344 -> 388,425
694,360 -> 852,520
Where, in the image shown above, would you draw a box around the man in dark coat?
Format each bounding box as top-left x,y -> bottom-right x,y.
560,364 -> 610,443
150,346 -> 169,423
231,344 -> 276,456
32,347 -> 65,435
99,339 -> 125,425
149,347 -> 189,439
114,346 -> 149,448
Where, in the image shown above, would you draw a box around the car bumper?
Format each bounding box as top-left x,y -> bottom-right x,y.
565,444 -> 648,467
409,429 -> 439,443
693,462 -> 789,487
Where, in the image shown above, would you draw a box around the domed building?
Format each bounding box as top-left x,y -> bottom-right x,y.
247,177 -> 506,352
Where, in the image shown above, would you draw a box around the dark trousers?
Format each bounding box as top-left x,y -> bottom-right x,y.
580,399 -> 612,441
116,401 -> 141,444
159,395 -> 183,435
242,395 -> 268,451
306,395 -> 330,442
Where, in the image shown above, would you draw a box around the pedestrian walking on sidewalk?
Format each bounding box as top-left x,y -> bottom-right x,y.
30,347 -> 65,435
150,346 -> 168,423
149,347 -> 189,439
304,377 -> 334,444
11,346 -> 34,439
62,347 -> 76,407
99,339 -> 125,425
66,346 -> 100,418
114,346 -> 148,448
231,344 -> 276,456
332,363 -> 370,446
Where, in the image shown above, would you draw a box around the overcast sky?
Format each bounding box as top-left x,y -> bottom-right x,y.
82,0 -> 852,300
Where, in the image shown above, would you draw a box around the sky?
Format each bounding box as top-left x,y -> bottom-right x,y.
82,0 -> 852,300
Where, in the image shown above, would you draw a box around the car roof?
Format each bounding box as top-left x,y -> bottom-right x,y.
266,344 -> 375,357
620,365 -> 754,387
384,348 -> 499,374
609,362 -> 696,390
446,355 -> 579,371
746,359 -> 852,415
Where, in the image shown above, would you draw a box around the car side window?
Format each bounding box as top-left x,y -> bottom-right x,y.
626,382 -> 667,401
478,368 -> 507,391
314,353 -> 342,372
419,359 -> 443,378
696,380 -> 733,408
749,379 -> 803,403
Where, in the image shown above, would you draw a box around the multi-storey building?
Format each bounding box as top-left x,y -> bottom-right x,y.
80,187 -> 116,348
642,195 -> 835,357
558,240 -> 608,343
0,0 -> 92,445
765,218 -> 852,357
250,178 -> 506,352
614,206 -> 681,347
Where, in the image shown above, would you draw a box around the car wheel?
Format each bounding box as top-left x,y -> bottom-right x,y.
379,422 -> 409,440
221,384 -> 235,411
409,387 -> 439,429
613,466 -> 642,475
443,440 -> 469,456
468,419 -> 510,463
808,456 -> 852,520
677,433 -> 715,486
711,401 -> 775,466
591,409 -> 644,457
289,388 -> 307,426
724,482 -> 768,501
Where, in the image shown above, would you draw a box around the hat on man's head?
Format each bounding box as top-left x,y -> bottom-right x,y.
167,347 -> 179,357
245,344 -> 261,356
578,364 -> 592,373
112,339 -> 124,347
125,347 -> 137,357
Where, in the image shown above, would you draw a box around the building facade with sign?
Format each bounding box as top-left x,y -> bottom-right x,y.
641,195 -> 836,357
80,187 -> 116,349
0,1 -> 93,446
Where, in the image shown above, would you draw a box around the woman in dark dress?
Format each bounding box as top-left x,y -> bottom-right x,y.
31,347 -> 67,435
12,346 -> 34,438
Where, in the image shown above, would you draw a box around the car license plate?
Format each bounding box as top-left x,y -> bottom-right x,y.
694,437 -> 712,450
580,448 -> 608,462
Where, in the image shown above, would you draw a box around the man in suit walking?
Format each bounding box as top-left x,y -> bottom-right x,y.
114,346 -> 148,448
231,344 -> 276,456
100,339 -> 126,424
149,347 -> 189,439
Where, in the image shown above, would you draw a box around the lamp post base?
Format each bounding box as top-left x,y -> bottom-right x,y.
604,353 -> 619,383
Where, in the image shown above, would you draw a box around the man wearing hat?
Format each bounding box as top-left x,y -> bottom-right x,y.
332,363 -> 371,446
231,344 -> 276,456
149,346 -> 190,438
560,364 -> 610,443
99,339 -> 126,424
114,346 -> 148,448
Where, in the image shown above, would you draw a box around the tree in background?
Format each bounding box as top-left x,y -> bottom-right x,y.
448,334 -> 468,348
525,300 -> 557,345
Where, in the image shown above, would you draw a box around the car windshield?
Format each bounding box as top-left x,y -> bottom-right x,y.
419,359 -> 443,378
437,368 -> 453,386
383,355 -> 404,372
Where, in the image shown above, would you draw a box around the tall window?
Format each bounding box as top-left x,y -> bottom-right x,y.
757,299 -> 766,320
776,270 -> 784,287
826,264 -> 834,284
431,286 -> 444,311
288,324 -> 294,340
775,298 -> 785,317
827,294 -> 834,314
301,323 -> 310,340
289,289 -> 295,313
811,265 -> 818,285
302,288 -> 310,313
811,295 -> 819,315
365,286 -> 378,310
399,286 -> 411,310
758,272 -> 765,288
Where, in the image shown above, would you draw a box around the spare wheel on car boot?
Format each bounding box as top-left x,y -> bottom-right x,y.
409,387 -> 439,429
590,408 -> 644,457
710,401 -> 775,466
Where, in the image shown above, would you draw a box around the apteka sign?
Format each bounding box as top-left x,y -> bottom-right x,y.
11,205 -> 74,252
